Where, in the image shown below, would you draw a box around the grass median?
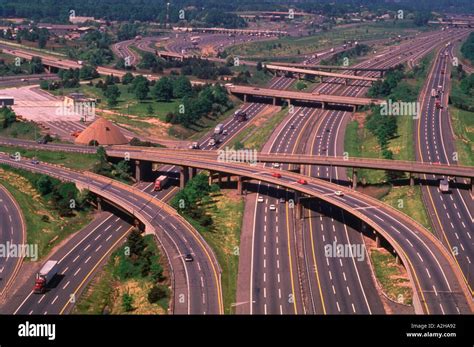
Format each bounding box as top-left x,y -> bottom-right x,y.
0,145 -> 99,171
0,165 -> 93,259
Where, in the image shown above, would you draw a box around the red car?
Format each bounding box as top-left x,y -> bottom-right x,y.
297,179 -> 307,185
272,172 -> 282,178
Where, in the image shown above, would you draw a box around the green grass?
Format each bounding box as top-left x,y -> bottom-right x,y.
73,254 -> 116,314
381,186 -> 432,232
0,145 -> 99,171
51,84 -> 180,121
0,121 -> 42,141
74,235 -> 170,314
227,107 -> 287,151
344,118 -> 386,183
178,189 -> 244,314
371,248 -> 413,306
0,165 -> 93,259
449,106 -> 474,166
226,21 -> 429,59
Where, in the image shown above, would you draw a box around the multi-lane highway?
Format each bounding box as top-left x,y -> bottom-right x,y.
3,213 -> 132,314
0,155 -> 224,315
0,184 -> 25,298
416,44 -> 474,294
96,146 -> 473,314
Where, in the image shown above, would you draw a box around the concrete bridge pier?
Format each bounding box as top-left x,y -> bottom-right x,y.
189,167 -> 197,179
295,191 -> 303,220
352,168 -> 358,189
409,173 -> 415,187
135,160 -> 142,182
180,165 -> 190,189
237,176 -> 246,195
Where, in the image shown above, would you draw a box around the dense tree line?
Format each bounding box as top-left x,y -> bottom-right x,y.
67,30 -> 114,66
33,175 -> 91,216
93,147 -> 132,181
0,0 -> 471,24
461,32 -> 474,66
450,68 -> 474,112
180,58 -> 232,80
165,82 -> 233,128
0,56 -> 44,76
0,0 -> 248,26
0,26 -> 50,48
367,65 -> 405,98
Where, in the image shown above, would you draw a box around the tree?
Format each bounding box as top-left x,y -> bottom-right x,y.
152,77 -> 173,101
150,262 -> 164,282
29,56 -> 44,74
121,72 -> 134,85
172,76 -> 193,98
79,65 -> 99,80
104,84 -> 120,106
122,293 -> 134,312
147,285 -> 167,304
52,182 -> 79,216
133,79 -> 149,100
36,175 -> 55,195
0,107 -> 16,128
38,34 -> 47,49
146,104 -> 154,115
127,229 -> 146,259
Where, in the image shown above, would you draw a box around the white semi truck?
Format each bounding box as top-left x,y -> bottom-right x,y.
34,260 -> 59,294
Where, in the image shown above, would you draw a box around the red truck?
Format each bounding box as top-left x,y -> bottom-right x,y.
153,175 -> 169,191
34,260 -> 59,294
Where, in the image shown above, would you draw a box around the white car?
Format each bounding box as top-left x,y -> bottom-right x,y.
269,204 -> 276,211
334,190 -> 344,197
257,196 -> 264,203
272,163 -> 280,168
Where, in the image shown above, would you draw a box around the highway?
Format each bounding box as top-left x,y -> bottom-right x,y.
124,29 -> 472,312
99,147 -> 473,314
0,27 -> 470,316
0,155 -> 224,315
0,184 -> 25,298
240,38 -> 425,314
295,28 -> 472,314
2,213 -> 132,314
416,44 -> 474,294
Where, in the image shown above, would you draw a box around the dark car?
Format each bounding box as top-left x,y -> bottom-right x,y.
184,254 -> 194,262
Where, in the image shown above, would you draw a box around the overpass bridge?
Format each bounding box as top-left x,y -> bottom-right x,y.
263,64 -> 381,84
172,26 -> 288,36
225,84 -> 384,109
103,147 -> 473,314
0,138 -> 472,313
1,137 -> 471,185
270,62 -> 388,77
